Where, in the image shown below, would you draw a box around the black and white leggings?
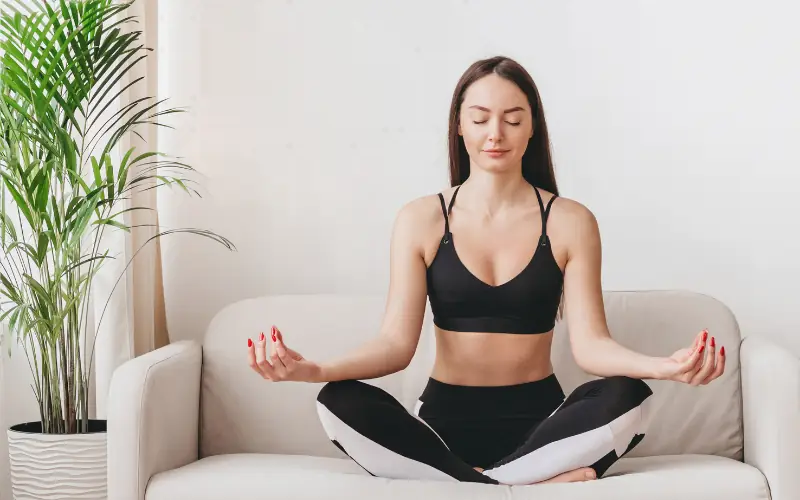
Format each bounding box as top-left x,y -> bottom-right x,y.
316,374 -> 652,485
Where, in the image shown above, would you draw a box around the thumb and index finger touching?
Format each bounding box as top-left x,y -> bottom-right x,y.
247,325 -> 303,361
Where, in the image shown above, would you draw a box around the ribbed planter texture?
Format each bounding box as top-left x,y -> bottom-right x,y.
7,420 -> 107,500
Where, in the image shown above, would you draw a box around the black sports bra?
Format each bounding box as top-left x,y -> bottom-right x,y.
425,185 -> 564,335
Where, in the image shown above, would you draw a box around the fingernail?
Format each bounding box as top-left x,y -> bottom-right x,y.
259,332 -> 265,342
271,330 -> 277,342
720,346 -> 725,356
585,469 -> 596,479
703,330 -> 708,341
699,345 -> 705,353
248,338 -> 253,347
711,337 -> 715,347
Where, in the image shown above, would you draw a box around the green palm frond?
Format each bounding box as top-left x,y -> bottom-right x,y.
0,0 -> 234,434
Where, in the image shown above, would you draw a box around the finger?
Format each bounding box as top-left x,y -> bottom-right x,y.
274,329 -> 295,370
272,325 -> 294,372
703,345 -> 726,384
691,336 -> 716,386
694,329 -> 708,350
680,342 -> 705,376
287,346 -> 304,361
254,333 -> 277,380
677,330 -> 708,363
276,327 -> 303,361
270,343 -> 287,369
268,329 -> 288,379
247,338 -> 260,374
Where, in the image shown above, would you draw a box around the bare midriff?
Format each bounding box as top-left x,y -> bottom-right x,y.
429,328 -> 555,387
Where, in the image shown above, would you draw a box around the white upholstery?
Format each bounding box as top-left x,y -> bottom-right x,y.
107,291 -> 799,500
144,454 -> 769,500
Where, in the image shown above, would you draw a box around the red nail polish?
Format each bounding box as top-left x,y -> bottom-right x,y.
699,344 -> 705,353
711,337 -> 715,347
259,332 -> 265,342
248,338 -> 253,347
703,330 -> 708,341
720,346 -> 725,356
271,331 -> 277,342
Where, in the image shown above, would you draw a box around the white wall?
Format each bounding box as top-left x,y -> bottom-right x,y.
2,0 -> 798,496
156,0 -> 800,356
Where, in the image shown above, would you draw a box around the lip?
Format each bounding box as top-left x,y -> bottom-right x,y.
483,149 -> 509,157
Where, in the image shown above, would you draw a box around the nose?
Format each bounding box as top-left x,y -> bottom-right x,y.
487,119 -> 503,144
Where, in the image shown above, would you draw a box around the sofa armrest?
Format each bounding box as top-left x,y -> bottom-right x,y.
107,340 -> 202,500
741,335 -> 800,500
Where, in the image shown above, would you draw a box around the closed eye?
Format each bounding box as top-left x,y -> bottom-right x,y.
473,120 -> 521,126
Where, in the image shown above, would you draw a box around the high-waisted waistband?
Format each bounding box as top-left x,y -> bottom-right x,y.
418,373 -> 566,418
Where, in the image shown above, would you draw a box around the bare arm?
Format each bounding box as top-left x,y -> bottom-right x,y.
561,202 -> 724,384
316,200 -> 429,381
248,199 -> 431,383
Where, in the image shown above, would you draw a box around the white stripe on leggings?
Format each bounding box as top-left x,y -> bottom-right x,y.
413,400 -> 451,449
316,402 -> 458,482
482,404 -> 644,485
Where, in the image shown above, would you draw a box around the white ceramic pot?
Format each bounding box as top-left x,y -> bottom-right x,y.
7,420 -> 107,500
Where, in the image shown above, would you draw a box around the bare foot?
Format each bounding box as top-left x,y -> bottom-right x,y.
536,467 -> 597,484
473,466 -> 596,484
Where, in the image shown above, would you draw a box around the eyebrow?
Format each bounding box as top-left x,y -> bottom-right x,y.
468,105 -> 525,113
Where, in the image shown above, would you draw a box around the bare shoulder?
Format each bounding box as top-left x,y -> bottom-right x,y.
549,193 -> 597,226
539,189 -> 600,253
394,190 -> 448,229
391,190 -> 452,251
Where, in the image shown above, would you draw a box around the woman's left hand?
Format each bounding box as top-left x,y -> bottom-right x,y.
656,329 -> 726,385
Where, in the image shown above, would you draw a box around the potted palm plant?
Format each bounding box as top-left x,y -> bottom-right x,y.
0,0 -> 233,498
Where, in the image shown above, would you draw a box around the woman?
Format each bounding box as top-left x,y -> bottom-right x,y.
246,55 -> 725,486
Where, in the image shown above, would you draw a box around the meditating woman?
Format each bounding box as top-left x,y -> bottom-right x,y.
246,55 -> 725,485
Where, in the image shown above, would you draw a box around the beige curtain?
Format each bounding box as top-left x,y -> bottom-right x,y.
92,0 -> 169,419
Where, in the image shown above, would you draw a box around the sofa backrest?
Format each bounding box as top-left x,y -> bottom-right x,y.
199,290 -> 742,461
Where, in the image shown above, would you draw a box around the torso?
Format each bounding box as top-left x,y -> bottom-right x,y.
419,185 -> 569,387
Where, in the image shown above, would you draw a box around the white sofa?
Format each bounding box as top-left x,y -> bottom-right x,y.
107,291 -> 799,500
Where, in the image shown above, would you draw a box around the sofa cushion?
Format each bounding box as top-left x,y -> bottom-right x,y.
550,290 -> 743,461
145,453 -> 768,500
201,291 -> 743,461
200,294 -> 403,459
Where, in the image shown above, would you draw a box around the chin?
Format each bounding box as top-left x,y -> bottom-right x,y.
475,158 -> 518,173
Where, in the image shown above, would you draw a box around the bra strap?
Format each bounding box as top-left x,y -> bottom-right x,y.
448,185 -> 461,215
533,186 -> 557,246
437,185 -> 461,244
437,193 -> 450,239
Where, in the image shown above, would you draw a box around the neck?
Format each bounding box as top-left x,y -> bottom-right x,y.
459,166 -> 529,219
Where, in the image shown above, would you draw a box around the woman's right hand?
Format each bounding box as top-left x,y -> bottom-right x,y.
247,326 -> 323,383
656,329 -> 725,385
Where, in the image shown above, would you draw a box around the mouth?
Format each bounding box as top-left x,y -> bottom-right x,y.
483,149 -> 510,156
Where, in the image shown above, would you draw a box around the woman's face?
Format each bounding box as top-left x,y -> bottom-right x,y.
458,73 -> 534,174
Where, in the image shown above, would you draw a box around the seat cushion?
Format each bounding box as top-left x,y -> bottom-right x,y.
146,453 -> 769,500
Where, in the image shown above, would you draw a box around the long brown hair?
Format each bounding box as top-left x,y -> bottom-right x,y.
447,56 -> 565,319
447,56 -> 558,194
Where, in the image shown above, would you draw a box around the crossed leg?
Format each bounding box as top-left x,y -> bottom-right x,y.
316,376 -> 652,485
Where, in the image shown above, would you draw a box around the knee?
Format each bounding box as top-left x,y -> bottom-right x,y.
598,376 -> 653,409
317,380 -> 356,406
316,380 -> 366,419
